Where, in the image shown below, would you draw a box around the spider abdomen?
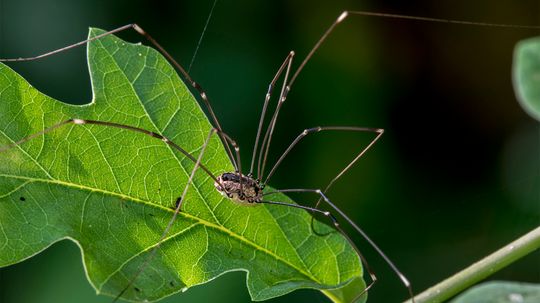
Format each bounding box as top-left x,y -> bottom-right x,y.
215,172 -> 263,205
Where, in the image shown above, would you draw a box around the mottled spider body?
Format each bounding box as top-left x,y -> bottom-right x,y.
215,172 -> 264,204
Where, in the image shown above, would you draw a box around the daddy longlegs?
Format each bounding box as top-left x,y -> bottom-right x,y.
1,9 -> 538,303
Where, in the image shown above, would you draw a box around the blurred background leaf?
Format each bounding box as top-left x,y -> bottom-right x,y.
450,281 -> 540,303
513,36 -> 540,121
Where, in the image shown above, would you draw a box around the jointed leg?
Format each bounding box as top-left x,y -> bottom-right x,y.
113,127 -> 219,302
258,197 -> 375,302
251,10 -> 539,184
0,116 -> 244,301
0,23 -> 239,172
2,12 -> 536,175
253,13 -> 352,180
263,126 -> 383,185
262,188 -> 414,302
261,125 -> 383,244
249,51 -> 295,177
0,118 -> 219,183
256,53 -> 294,180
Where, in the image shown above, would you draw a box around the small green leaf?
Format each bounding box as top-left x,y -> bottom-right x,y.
451,281 -> 540,303
0,28 -> 364,302
513,36 -> 540,121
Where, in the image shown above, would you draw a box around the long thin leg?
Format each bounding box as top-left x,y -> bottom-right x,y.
215,130 -> 244,195
113,127 -> 218,302
262,126 -> 383,240
253,11 -> 540,183
346,11 -> 540,30
249,51 -> 295,177
74,120 -> 243,196
256,54 -> 294,180
262,188 -> 414,302
0,117 -> 243,301
2,13 -> 536,176
254,13 -> 358,182
253,13 -> 351,180
288,11 -> 540,89
0,24 -> 134,63
263,126 -> 383,186
0,118 -> 219,183
259,199 -> 375,302
0,23 -> 239,172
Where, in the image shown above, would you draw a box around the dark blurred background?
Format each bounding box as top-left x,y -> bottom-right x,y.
0,0 -> 538,302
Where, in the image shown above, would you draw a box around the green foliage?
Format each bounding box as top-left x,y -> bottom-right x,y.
0,28 -> 364,302
451,281 -> 540,303
513,36 -> 540,121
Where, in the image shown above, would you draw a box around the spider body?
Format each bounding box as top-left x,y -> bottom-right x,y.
215,172 -> 264,204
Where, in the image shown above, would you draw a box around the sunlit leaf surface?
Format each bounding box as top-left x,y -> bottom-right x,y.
0,28 -> 365,302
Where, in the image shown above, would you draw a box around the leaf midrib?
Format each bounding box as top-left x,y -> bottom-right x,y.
0,173 -> 322,285
0,33 -> 332,292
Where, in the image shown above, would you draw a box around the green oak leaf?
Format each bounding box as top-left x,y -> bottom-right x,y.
451,281 -> 540,303
513,36 -> 540,121
0,28 -> 365,302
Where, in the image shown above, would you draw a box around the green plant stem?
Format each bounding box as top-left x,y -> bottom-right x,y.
404,226 -> 540,303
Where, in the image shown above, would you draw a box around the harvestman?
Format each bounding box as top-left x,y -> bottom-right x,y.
1,10 -> 537,303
